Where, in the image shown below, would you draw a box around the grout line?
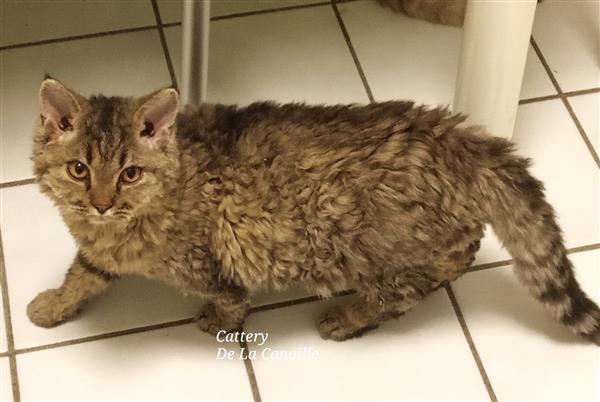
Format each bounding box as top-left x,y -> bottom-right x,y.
74,2 -> 338,33
150,0 -> 179,91
560,96 -> 600,167
0,25 -> 159,52
0,178 -> 36,189
14,317 -> 196,356
162,22 -> 182,29
564,87 -> 600,98
445,283 -> 497,402
519,94 -> 560,105
0,232 -> 21,401
239,338 -> 262,402
0,351 -> 8,358
12,290 -> 356,357
564,243 -> 600,254
508,86 -> 599,106
160,0 -> 363,25
468,259 -> 513,273
468,243 -> 600,273
250,295 -> 324,314
0,0 -> 343,52
211,1 -> 331,21
331,0 -> 375,103
249,289 -> 355,314
530,37 -> 600,169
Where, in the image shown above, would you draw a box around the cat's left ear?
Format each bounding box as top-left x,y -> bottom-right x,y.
134,88 -> 179,149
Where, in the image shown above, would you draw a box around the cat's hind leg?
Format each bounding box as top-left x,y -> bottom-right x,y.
318,235 -> 482,341
318,270 -> 437,341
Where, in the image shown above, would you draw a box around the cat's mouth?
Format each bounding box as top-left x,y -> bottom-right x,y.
66,204 -> 132,223
87,213 -> 132,226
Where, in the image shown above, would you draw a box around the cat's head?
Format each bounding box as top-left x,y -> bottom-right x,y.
32,78 -> 180,226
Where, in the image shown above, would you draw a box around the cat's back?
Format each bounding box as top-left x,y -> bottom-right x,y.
176,100 -> 417,146
175,100 -> 507,176
175,101 -> 418,167
237,101 -> 474,169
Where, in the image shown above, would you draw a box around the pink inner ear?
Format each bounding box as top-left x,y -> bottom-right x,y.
39,80 -> 80,126
137,89 -> 179,146
140,121 -> 155,137
58,116 -> 74,131
144,94 -> 177,132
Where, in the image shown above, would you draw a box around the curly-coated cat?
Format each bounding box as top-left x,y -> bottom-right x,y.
28,78 -> 600,344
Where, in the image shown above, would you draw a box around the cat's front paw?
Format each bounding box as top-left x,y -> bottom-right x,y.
196,303 -> 242,336
27,289 -> 83,328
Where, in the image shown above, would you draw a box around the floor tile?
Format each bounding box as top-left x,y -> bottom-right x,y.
452,250 -> 600,401
0,185 -> 204,350
533,0 -> 600,92
520,46 -> 557,100
0,30 -> 171,183
17,324 -> 253,400
164,5 -> 369,106
1,0 -> 155,48
338,0 -> 460,107
473,100 -> 600,266
0,358 -> 12,402
338,0 -> 555,107
511,100 -> 599,248
473,227 -> 510,267
157,0 -> 321,24
569,93 -> 599,157
244,291 -> 489,401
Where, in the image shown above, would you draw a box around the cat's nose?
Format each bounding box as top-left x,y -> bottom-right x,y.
92,203 -> 113,215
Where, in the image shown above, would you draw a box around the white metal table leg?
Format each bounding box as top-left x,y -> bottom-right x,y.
181,0 -> 210,106
454,0 -> 537,139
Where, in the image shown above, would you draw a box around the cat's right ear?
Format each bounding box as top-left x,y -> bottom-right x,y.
38,78 -> 85,142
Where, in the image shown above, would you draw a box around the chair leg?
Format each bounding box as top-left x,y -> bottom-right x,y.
454,0 -> 537,139
181,0 -> 211,107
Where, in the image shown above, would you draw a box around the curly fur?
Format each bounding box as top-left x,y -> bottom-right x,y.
28,79 -> 600,344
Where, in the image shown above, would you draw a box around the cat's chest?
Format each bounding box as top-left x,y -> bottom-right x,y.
78,217 -> 179,276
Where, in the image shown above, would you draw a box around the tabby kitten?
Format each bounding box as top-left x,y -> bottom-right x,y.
28,78 -> 600,344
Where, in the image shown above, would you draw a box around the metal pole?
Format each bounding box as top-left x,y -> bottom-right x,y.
181,0 -> 210,107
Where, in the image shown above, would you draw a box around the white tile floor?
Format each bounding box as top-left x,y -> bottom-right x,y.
532,0 -> 599,93
245,293 -> 491,401
0,0 -> 598,401
162,5 -> 370,105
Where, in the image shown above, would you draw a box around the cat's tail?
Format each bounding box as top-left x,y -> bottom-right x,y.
482,144 -> 600,345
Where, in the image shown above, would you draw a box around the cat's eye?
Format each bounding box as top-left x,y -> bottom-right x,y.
121,166 -> 142,184
67,161 -> 89,180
